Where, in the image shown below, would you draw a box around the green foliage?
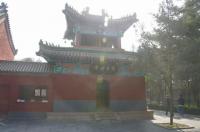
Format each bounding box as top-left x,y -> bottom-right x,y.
140,0 -> 181,124
136,0 -> 199,124
136,0 -> 200,117
148,103 -> 200,115
175,0 -> 200,107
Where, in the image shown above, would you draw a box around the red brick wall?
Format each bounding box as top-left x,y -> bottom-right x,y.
0,22 -> 14,60
52,74 -> 145,101
0,85 -> 9,113
53,74 -> 97,100
0,74 -> 53,112
108,76 -> 145,100
0,74 -> 145,112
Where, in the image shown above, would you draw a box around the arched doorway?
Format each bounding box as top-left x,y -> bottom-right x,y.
96,79 -> 110,111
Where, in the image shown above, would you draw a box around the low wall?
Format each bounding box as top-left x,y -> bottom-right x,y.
0,73 -> 146,112
0,74 -> 53,112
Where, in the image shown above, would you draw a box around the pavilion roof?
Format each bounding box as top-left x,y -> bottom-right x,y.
36,40 -> 135,64
0,3 -> 17,55
63,3 -> 137,39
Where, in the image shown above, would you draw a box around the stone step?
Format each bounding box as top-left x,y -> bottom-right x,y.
47,111 -> 153,121
94,112 -> 119,120
6,111 -> 153,120
7,112 -> 46,120
47,112 -> 94,121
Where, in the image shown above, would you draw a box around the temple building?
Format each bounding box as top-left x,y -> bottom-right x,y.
0,3 -> 17,60
0,3 -> 152,119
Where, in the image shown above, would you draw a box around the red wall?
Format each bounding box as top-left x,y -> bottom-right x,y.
108,76 -> 145,100
0,74 -> 53,112
52,74 -> 145,101
53,74 -> 97,100
0,22 -> 14,61
0,73 -> 145,112
0,85 -> 9,113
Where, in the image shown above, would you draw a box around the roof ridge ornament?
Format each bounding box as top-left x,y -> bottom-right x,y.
82,7 -> 90,15
0,2 -> 7,13
39,40 -> 61,48
63,2 -> 137,39
39,39 -> 43,45
102,9 -> 108,17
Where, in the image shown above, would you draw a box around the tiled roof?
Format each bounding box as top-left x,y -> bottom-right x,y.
63,3 -> 137,39
0,61 -> 51,73
36,40 -> 135,64
0,3 -> 17,55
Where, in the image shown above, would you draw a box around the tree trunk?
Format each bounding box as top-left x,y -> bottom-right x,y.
169,79 -> 174,125
196,94 -> 200,107
187,81 -> 191,107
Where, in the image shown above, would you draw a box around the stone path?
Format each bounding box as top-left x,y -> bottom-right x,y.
152,110 -> 200,132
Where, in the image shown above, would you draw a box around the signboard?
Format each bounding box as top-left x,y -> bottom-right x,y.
90,63 -> 118,75
53,65 -> 63,73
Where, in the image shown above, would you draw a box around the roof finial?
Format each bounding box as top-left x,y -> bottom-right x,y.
82,7 -> 90,15
0,2 -> 8,13
0,2 -> 7,8
65,3 -> 69,8
102,9 -> 108,17
39,39 -> 43,45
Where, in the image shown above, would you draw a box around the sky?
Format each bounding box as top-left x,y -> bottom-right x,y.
2,0 -> 162,61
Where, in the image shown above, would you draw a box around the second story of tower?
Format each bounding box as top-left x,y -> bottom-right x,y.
63,3 -> 137,50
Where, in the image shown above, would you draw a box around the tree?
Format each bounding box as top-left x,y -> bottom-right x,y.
136,30 -> 163,104
142,0 -> 182,125
136,0 -> 200,124
176,0 -> 200,107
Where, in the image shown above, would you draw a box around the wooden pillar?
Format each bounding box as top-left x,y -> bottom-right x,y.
75,33 -> 81,47
116,38 -> 121,49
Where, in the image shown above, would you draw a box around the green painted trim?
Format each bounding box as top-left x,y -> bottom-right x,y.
53,65 -> 63,73
78,30 -> 122,37
51,63 -> 144,77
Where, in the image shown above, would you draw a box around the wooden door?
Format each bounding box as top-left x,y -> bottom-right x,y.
96,80 -> 110,111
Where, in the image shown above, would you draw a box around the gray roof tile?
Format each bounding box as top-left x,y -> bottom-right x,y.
0,61 -> 51,73
36,40 -> 135,64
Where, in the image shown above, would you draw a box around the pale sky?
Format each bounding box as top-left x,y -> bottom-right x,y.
2,0 -> 162,61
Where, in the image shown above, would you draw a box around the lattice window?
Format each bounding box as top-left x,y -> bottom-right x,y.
35,89 -> 41,96
18,85 -> 48,102
41,89 -> 47,97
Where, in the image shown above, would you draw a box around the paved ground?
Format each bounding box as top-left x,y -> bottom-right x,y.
0,120 -> 179,132
152,110 -> 200,132
0,110 -> 199,132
